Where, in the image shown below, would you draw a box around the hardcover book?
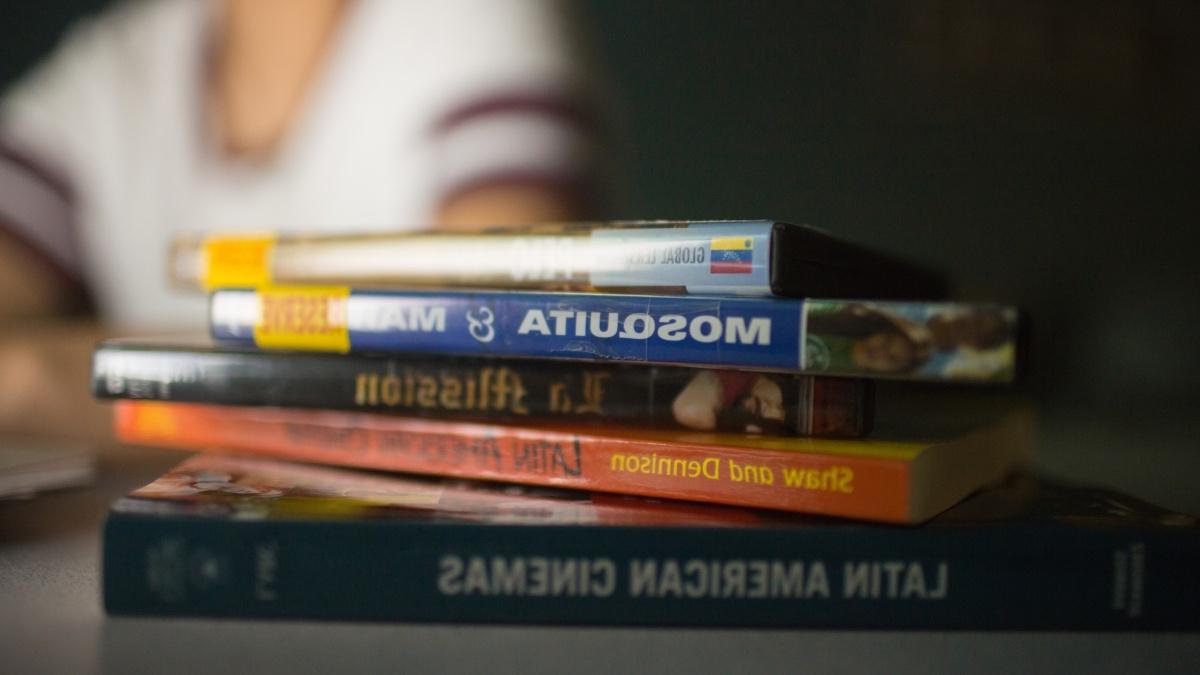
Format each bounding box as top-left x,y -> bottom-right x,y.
113,400 -> 1033,523
103,454 -> 1200,628
209,288 -> 1019,383
91,338 -> 872,437
171,220 -> 946,299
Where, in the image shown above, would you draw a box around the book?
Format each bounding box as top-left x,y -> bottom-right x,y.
210,287 -> 1019,383
91,338 -> 873,438
112,400 -> 1034,523
170,221 -> 946,299
0,440 -> 93,500
103,453 -> 1200,628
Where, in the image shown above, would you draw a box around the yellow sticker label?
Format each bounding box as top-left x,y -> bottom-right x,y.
203,235 -> 276,290
130,401 -> 178,438
710,236 -> 753,251
253,286 -> 351,353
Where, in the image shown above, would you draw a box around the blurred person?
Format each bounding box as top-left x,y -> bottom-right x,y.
0,0 -> 608,441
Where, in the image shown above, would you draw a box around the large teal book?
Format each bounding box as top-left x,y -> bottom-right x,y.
103,454 -> 1199,629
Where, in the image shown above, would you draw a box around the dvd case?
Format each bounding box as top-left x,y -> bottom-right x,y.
209,288 -> 1019,383
171,221 -> 945,298
91,339 -> 872,437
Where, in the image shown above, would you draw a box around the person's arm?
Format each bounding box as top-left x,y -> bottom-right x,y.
0,0 -> 127,441
435,182 -> 582,229
0,17 -> 115,442
0,318 -> 111,443
0,229 -> 111,442
0,231 -> 77,317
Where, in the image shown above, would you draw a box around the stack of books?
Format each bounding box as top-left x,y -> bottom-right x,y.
92,220 -> 1198,628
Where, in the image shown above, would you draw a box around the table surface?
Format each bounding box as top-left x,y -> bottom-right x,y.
3,418 -> 1200,675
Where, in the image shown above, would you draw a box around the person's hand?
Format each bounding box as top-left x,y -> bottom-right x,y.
435,183 -> 580,230
0,321 -> 112,442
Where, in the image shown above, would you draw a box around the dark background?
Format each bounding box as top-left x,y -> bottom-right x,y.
5,0 -> 1199,432
584,0 -> 1200,429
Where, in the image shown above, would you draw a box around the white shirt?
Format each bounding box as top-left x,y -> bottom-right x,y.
0,0 -> 601,328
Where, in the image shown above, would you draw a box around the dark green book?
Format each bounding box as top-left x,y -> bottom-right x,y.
103,454 -> 1199,629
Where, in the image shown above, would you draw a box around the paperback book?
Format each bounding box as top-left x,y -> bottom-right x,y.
210,288 -> 1019,383
171,220 -> 945,298
103,454 -> 1200,628
113,400 -> 1033,523
91,339 -> 872,437
0,441 -> 93,500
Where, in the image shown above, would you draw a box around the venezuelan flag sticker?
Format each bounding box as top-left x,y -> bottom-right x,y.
709,236 -> 754,274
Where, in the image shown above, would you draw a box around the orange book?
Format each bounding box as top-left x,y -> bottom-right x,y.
114,401 -> 1033,524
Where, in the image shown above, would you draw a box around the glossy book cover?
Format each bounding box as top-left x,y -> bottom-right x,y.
113,400 -> 1034,523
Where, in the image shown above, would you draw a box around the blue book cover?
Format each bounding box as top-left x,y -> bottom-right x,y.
103,454 -> 1200,628
209,288 -> 1018,383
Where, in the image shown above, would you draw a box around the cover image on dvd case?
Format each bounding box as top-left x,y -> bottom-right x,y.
802,300 -> 1018,382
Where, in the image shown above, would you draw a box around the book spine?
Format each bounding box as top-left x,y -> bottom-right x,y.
114,401 -> 911,522
178,222 -> 947,298
90,346 -> 872,438
103,512 -> 1200,628
209,288 -> 1018,383
181,222 -> 779,294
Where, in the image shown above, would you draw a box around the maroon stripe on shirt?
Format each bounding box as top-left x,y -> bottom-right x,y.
0,143 -> 92,312
432,91 -> 603,138
0,141 -> 75,202
437,168 -> 605,217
